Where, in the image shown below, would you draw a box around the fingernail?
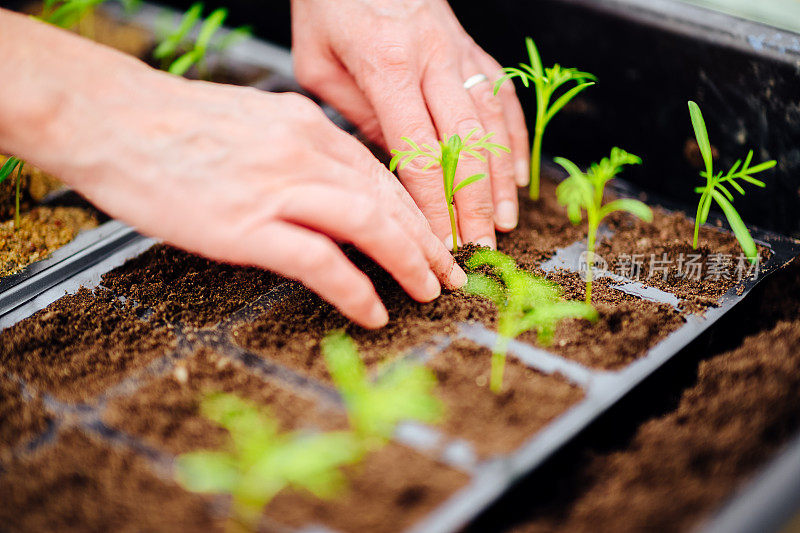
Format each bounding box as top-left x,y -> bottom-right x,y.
516,160 -> 529,187
423,270 -> 442,301
448,264 -> 467,289
476,236 -> 496,250
495,200 -> 518,231
368,302 -> 389,328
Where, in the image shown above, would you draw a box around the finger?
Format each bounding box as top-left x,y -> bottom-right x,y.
354,50 -> 456,246
314,132 -> 467,289
214,221 -> 388,329
274,183 -> 442,302
462,59 -> 518,232
294,49 -> 387,148
474,49 -> 530,187
422,64 -> 496,248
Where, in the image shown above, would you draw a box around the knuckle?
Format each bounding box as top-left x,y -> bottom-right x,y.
453,117 -> 485,139
296,236 -> 336,275
374,41 -> 413,73
474,86 -> 504,116
459,198 -> 495,222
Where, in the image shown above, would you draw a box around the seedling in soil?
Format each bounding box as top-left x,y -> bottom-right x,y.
494,37 -> 596,200
0,157 -> 25,231
463,249 -> 597,393
555,148 -> 653,303
687,101 -> 774,262
153,2 -> 251,78
389,130 -> 510,252
322,330 -> 443,447
176,392 -> 363,531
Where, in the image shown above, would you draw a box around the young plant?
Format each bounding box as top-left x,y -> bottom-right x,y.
389,130 -> 510,252
463,249 -> 597,393
41,0 -> 106,31
554,148 -> 653,303
176,392 -> 363,531
494,37 -> 596,201
687,101 -> 774,262
0,157 -> 26,230
153,3 -> 251,78
321,330 -> 443,447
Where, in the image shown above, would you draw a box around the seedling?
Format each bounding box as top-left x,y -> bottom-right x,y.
40,0 -> 105,31
555,148 -> 653,303
321,330 -> 443,447
463,249 -> 597,393
153,3 -> 251,78
687,101 -> 774,262
0,157 -> 25,231
494,37 -> 596,201
176,392 -> 363,530
389,130 -> 510,252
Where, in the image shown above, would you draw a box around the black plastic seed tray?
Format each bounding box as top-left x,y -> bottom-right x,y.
3,5 -> 800,532
2,181 -> 798,533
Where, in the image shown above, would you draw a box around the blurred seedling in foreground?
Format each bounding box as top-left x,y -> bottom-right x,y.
463,249 -> 597,393
687,101 -> 774,263
154,2 -> 251,78
390,130 -> 509,252
0,157 -> 26,231
176,392 -> 363,531
494,37 -> 596,201
555,147 -> 652,303
322,330 -> 443,448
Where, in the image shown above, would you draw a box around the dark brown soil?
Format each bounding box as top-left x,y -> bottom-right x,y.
101,244 -> 284,329
522,270 -> 686,370
0,287 -> 175,403
513,318 -> 800,533
0,206 -> 98,278
103,347 -> 347,455
0,429 -> 222,532
0,377 -> 50,459
430,340 -> 583,457
265,442 -> 469,533
598,208 -> 771,310
231,270 -> 495,383
497,179 -> 586,271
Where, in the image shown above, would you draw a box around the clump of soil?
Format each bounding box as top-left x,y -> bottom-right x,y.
0,287 -> 175,403
101,244 -> 284,329
0,429 -> 222,532
232,269 -> 495,383
265,442 -> 469,533
0,378 -> 50,459
0,206 -> 98,278
498,180 -> 586,270
523,270 -> 686,370
513,318 -> 800,533
430,340 -> 583,457
103,348 -> 346,455
598,208 -> 771,310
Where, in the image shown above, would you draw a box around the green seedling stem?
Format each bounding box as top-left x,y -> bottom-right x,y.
321,330 -> 442,447
389,130 -> 510,252
176,392 -> 363,531
154,3 -> 251,78
554,148 -> 653,303
494,37 -> 596,201
687,101 -> 774,262
463,249 -> 597,393
0,157 -> 25,231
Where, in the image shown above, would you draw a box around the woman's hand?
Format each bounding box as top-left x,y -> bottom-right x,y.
291,0 -> 530,248
0,10 -> 466,328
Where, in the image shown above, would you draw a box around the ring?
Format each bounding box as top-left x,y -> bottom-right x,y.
463,73 -> 488,90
